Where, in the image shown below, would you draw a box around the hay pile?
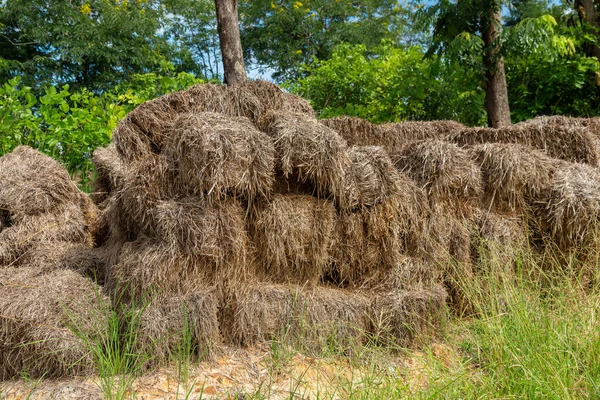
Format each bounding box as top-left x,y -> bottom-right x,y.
0,267 -> 108,379
91,81 -> 447,359
0,146 -> 99,271
7,81 -> 600,379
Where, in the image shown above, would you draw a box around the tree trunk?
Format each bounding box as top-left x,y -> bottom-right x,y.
214,0 -> 247,85
482,6 -> 511,128
578,0 -> 600,59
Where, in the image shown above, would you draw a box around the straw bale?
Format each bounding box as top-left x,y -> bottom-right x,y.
108,199 -> 251,300
112,116 -> 153,163
427,205 -> 475,314
449,124 -> 599,166
11,241 -> 104,276
106,238 -> 210,302
258,110 -> 350,206
0,146 -> 82,216
356,255 -> 442,292
536,162 -> 600,249
282,92 -> 317,118
164,112 -> 275,200
226,284 -> 369,350
154,197 -> 251,275
393,140 -> 482,206
126,96 -> 177,151
332,188 -> 425,286
91,144 -> 126,204
430,120 -> 466,135
118,154 -> 173,236
517,115 -> 600,136
320,116 -> 383,147
468,143 -> 558,212
251,194 -> 336,285
0,267 -> 108,379
0,203 -> 94,267
472,209 -> 528,266
369,284 -> 447,347
136,290 -> 219,366
345,146 -> 400,209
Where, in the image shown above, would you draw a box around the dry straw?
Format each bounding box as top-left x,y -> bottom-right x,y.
251,194 -> 336,285
468,143 -> 558,213
108,198 -> 251,301
92,144 -> 126,205
369,284 -> 447,347
393,140 -> 482,210
472,209 -> 528,266
0,146 -> 83,216
449,124 -> 599,167
0,267 -> 108,379
136,291 -> 219,366
536,161 -> 600,250
118,154 -> 173,236
320,116 -> 384,147
258,110 -> 350,206
345,145 -> 400,209
164,112 -> 275,200
225,284 -> 369,351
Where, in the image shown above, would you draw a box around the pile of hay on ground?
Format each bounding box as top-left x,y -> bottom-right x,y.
468,143 -> 558,213
0,267 -> 108,379
163,112 -> 275,200
225,284 -> 370,351
0,146 -> 99,271
448,124 -> 599,167
251,194 -> 336,285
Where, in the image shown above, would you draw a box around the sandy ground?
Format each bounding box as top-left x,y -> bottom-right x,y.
1,343 -> 457,399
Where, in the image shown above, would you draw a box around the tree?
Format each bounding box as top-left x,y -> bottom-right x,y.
240,0 -> 409,81
214,0 -> 247,85
482,5 -> 512,127
162,0 -> 222,80
577,0 -> 600,59
423,0 -> 512,127
0,0 -> 173,91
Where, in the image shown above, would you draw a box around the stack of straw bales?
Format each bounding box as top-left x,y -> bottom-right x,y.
91,81 -> 447,359
5,82 -> 600,379
0,147 -> 107,378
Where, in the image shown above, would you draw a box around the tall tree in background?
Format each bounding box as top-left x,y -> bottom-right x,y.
577,0 -> 600,59
482,4 -> 511,127
423,0 -> 511,127
214,0 -> 247,85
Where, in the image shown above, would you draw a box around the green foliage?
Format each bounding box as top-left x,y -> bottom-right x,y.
504,15 -> 600,120
0,0 -> 175,91
291,42 -> 486,125
240,0 -> 410,81
0,72 -> 203,188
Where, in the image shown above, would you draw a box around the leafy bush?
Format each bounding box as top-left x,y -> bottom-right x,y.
0,72 -> 203,189
290,41 -> 486,125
